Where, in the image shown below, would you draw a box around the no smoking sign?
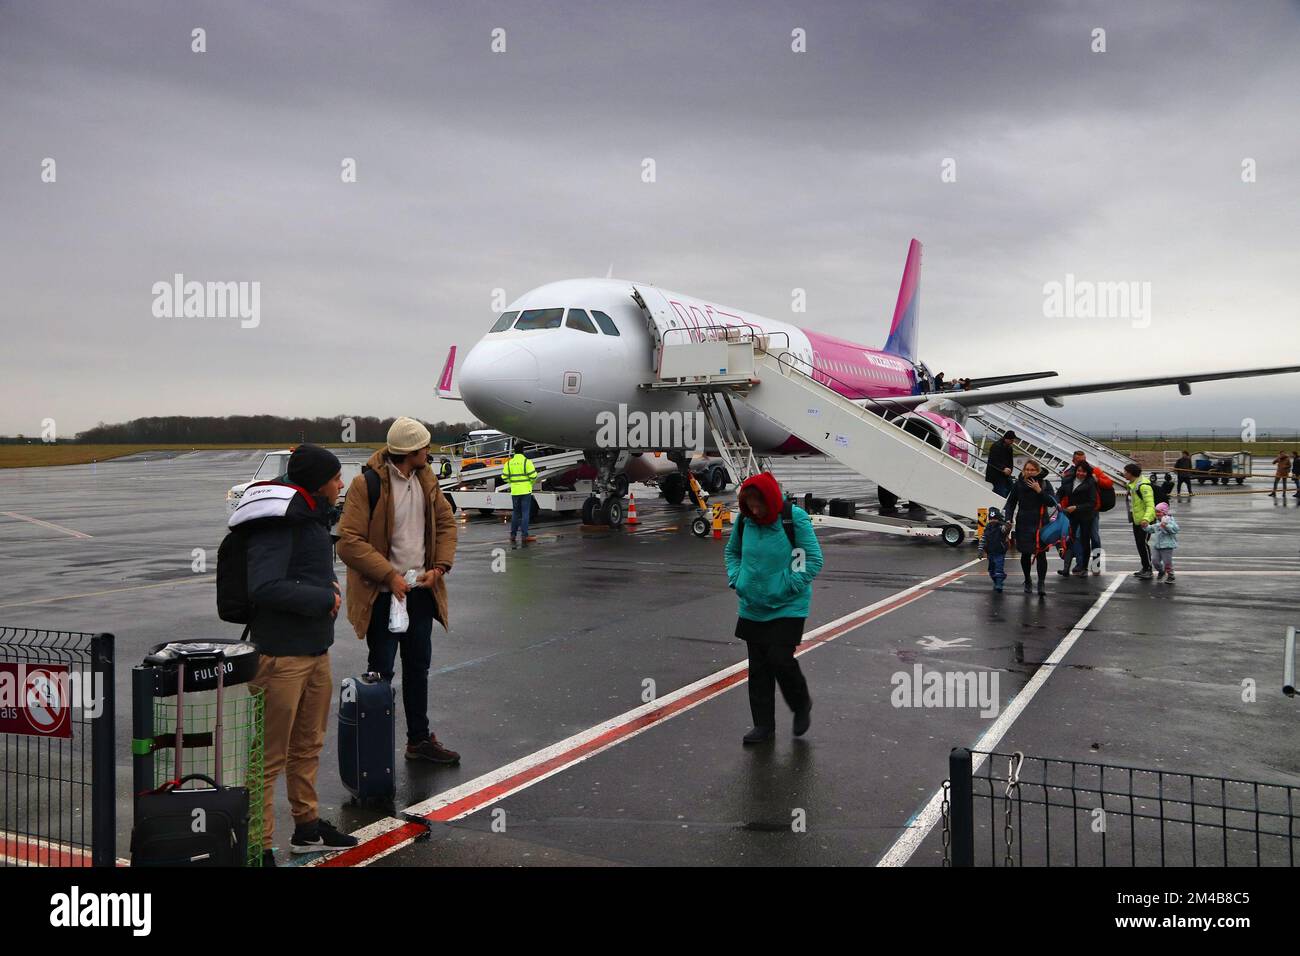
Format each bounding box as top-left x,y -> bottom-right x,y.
0,663 -> 73,740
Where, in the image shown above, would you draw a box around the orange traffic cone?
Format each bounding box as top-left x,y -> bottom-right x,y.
626,492 -> 639,526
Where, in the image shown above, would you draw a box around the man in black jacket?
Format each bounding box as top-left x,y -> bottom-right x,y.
231,444 -> 358,865
984,430 -> 1017,498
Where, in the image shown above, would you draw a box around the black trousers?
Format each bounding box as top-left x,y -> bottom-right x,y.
1132,524 -> 1152,572
745,642 -> 810,729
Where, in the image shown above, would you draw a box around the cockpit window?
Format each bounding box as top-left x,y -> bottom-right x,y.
489,311 -> 518,333
514,308 -> 564,330
591,310 -> 620,336
565,309 -> 598,334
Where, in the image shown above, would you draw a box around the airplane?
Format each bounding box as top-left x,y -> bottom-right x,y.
444,239 -> 1300,526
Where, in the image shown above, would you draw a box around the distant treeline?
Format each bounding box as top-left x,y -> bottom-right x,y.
67,416 -> 481,445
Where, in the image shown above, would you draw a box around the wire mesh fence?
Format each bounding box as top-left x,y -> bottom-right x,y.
0,627 -> 114,866
943,748 -> 1300,867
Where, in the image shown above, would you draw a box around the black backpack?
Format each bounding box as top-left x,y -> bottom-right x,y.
734,499 -> 798,553
217,486 -> 304,625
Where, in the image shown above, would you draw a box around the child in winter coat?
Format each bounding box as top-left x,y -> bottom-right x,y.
1146,501 -> 1180,583
978,507 -> 1010,592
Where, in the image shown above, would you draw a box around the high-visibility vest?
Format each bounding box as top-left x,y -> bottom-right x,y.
503,453 -> 537,496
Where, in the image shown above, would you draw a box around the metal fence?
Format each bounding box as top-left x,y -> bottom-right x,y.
943,747 -> 1300,867
0,627 -> 115,866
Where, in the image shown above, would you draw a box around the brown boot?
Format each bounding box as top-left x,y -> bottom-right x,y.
406,734 -> 460,765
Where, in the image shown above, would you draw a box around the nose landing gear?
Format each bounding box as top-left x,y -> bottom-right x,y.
582,449 -> 627,527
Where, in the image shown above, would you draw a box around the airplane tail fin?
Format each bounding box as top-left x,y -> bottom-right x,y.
882,238 -> 922,364
436,345 -> 460,400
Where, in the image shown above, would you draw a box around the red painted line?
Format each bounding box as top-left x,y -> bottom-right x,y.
325,565 -> 968,867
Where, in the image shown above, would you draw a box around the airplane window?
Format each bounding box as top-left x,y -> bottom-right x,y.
591,310 -> 621,336
515,308 -> 565,330
490,311 -> 519,333
565,309 -> 598,334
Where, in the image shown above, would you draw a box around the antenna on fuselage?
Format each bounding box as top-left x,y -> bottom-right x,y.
605,263 -> 614,278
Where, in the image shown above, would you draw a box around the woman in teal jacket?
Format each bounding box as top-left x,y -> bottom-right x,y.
724,472 -> 824,745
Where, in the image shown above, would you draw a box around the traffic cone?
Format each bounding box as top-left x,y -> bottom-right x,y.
626,492 -> 639,526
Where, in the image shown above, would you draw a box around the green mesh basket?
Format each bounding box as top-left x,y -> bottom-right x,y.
153,684 -> 265,867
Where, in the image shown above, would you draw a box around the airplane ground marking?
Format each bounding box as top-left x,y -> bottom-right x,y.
0,575 -> 211,609
313,559 -> 979,867
876,572 -> 1128,867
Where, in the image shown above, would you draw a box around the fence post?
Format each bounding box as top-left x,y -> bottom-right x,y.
949,747 -> 974,867
90,633 -> 115,867
131,664 -> 156,803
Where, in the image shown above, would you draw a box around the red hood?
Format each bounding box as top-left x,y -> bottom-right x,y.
738,472 -> 783,525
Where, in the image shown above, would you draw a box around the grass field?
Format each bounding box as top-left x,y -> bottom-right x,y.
0,443 -> 381,469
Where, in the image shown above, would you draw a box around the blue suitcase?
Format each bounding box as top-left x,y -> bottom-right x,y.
338,673 -> 396,802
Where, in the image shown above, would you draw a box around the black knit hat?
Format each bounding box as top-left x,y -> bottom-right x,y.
287,444 -> 341,493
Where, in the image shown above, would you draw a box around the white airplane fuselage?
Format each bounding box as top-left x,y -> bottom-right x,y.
458,278 -> 959,457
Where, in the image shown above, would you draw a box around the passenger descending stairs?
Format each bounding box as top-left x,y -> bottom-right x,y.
967,401 -> 1136,480
737,349 -> 1002,520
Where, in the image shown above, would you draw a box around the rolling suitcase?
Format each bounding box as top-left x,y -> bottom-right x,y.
338,672 -> 396,802
131,645 -> 251,866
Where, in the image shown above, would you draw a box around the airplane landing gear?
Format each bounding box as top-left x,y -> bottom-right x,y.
582,449 -> 625,527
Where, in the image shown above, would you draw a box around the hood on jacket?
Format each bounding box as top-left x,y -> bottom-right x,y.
229,480 -> 320,529
738,472 -> 783,526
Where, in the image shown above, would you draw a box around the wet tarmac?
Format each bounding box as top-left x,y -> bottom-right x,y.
1,452 -> 1297,866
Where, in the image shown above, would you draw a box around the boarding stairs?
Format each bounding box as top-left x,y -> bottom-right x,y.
644,324 -> 1003,522
968,401 -> 1135,481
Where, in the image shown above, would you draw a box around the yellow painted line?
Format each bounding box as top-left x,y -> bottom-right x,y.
0,575 -> 212,609
1,511 -> 93,539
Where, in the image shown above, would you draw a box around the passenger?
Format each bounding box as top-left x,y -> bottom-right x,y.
933,371 -> 946,392
237,443 -> 359,863
1292,451 -> 1300,498
1147,501 -> 1179,583
1055,456 -> 1078,576
502,449 -> 539,546
336,417 -> 461,765
977,507 -> 1010,592
1062,462 -> 1097,578
1122,463 -> 1157,579
724,472 -> 823,746
1173,449 -> 1194,497
1003,459 -> 1056,595
984,430 -> 1017,498
1271,452 -> 1292,497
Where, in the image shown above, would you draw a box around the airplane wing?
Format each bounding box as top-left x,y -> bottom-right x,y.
887,364 -> 1300,410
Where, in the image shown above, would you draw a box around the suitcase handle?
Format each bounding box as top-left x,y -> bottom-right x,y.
154,773 -> 222,794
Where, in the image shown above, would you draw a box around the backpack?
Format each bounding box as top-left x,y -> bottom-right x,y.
217,482 -> 310,626
1095,470 -> 1116,512
734,499 -> 798,553
362,465 -> 381,513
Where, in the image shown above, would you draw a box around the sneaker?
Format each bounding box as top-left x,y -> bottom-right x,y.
1056,568 -> 1071,577
793,705 -> 811,737
1136,569 -> 1154,580
406,734 -> 460,765
1024,580 -> 1033,593
1071,568 -> 1088,577
290,818 -> 359,854
994,584 -> 1003,593
1166,572 -> 1176,583
743,725 -> 775,745
1037,585 -> 1046,596
1156,568 -> 1166,579
262,848 -> 276,867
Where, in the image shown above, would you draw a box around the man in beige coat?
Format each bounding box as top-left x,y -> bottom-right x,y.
336,417 -> 460,763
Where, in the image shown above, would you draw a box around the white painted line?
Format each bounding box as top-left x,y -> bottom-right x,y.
1,511 -> 92,539
876,571 -> 1129,868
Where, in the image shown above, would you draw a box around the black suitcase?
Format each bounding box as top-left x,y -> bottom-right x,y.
131,646 -> 251,866
338,672 -> 396,802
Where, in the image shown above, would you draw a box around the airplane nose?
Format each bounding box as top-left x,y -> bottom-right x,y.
459,340 -> 541,428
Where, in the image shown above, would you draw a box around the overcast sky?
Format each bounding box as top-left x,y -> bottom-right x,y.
1,0 -> 1297,437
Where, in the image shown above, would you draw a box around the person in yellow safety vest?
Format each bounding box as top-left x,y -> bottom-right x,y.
503,451 -> 538,546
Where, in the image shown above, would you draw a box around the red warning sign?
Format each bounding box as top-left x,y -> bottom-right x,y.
0,663 -> 73,739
